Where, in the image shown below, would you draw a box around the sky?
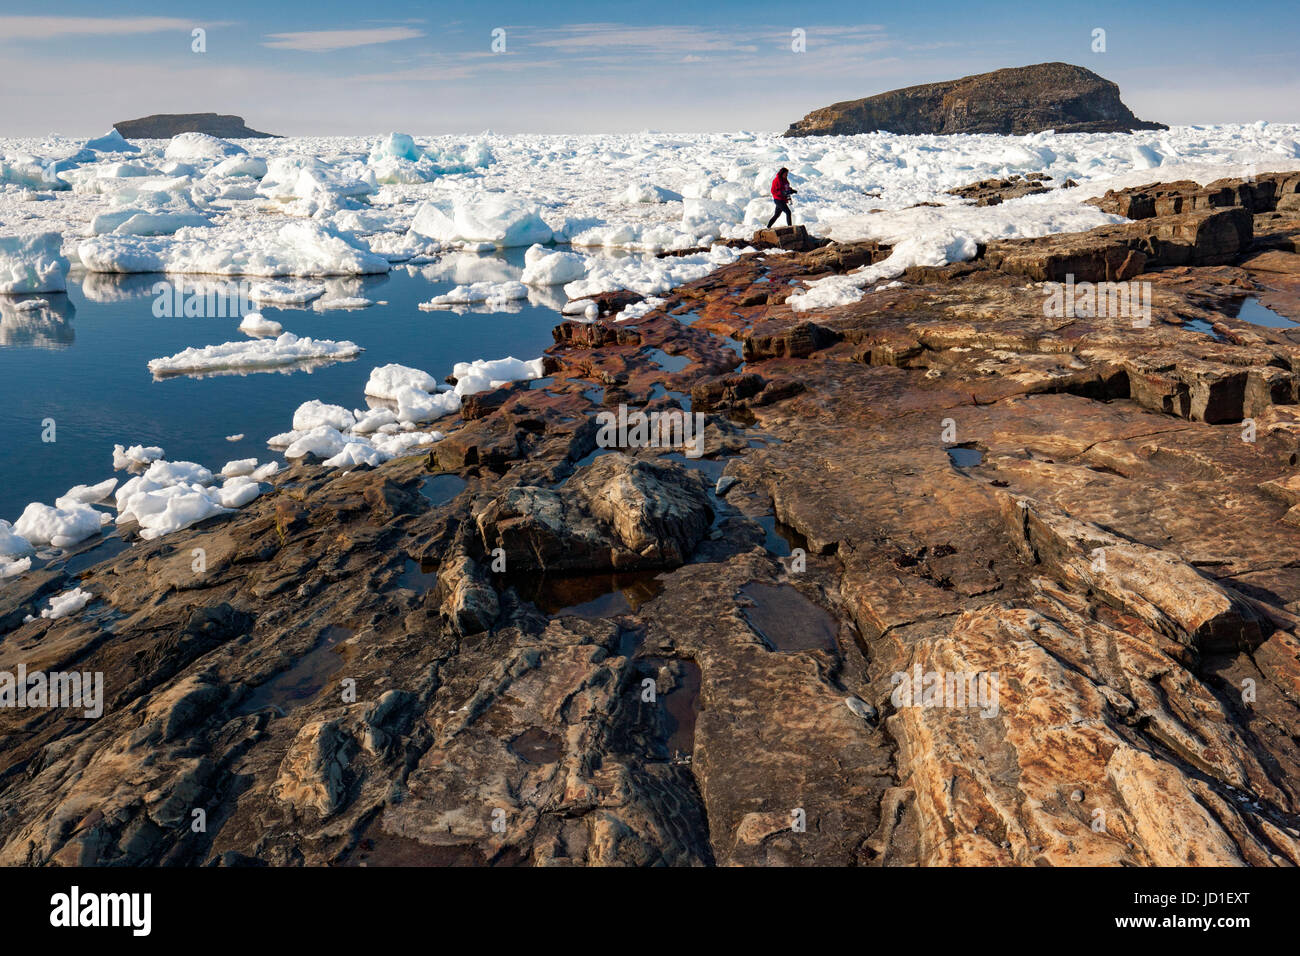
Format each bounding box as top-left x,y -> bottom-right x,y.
1,1 -> 1297,136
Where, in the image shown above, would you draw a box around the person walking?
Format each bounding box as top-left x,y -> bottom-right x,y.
767,167 -> 796,228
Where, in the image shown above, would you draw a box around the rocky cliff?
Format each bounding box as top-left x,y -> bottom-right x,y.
113,113 -> 278,140
784,62 -> 1166,137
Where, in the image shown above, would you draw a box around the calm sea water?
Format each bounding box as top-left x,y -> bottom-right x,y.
0,249 -> 567,522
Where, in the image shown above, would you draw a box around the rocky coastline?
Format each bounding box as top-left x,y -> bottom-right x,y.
3,171 -> 1300,866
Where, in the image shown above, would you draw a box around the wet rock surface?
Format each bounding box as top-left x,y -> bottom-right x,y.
4,173 -> 1300,866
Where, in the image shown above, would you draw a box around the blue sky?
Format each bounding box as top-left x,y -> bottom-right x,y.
1,1 -> 1297,135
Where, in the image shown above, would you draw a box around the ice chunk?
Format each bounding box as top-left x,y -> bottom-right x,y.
0,233 -> 70,294
238,311 -> 282,336
323,442 -> 386,468
419,281 -> 527,309
0,520 -> 35,559
391,385 -> 461,423
521,245 -> 587,286
55,478 -> 118,510
625,183 -> 683,203
165,132 -> 247,161
210,155 -> 268,179
130,487 -> 231,540
89,209 -> 211,237
147,332 -> 362,376
41,586 -> 93,620
248,280 -> 326,305
372,132 -> 421,162
292,399 -> 356,432
217,476 -> 262,508
315,296 -> 373,310
83,129 -> 140,154
451,356 -> 545,396
14,501 -> 103,548
365,363 -> 441,399
284,425 -> 349,460
220,458 -> 259,478
409,196 -> 552,247
112,443 -> 164,470
144,459 -> 214,486
251,461 -> 281,480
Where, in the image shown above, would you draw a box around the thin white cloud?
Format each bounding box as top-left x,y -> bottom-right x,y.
0,16 -> 201,39
262,27 -> 424,52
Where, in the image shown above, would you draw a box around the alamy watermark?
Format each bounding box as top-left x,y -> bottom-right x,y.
595,404 -> 705,458
152,278 -> 254,318
1043,273 -> 1151,327
0,665 -> 103,718
891,664 -> 1000,718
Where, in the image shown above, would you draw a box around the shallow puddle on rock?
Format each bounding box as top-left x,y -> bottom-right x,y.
662,451 -> 726,482
235,625 -> 353,715
509,727 -> 564,764
740,582 -> 838,653
756,514 -> 808,557
645,348 -> 692,373
396,557 -> 439,592
673,310 -> 701,326
1231,297 -> 1299,329
641,657 -> 702,756
513,570 -> 664,618
1182,317 -> 1225,340
419,473 -> 467,506
946,445 -> 985,468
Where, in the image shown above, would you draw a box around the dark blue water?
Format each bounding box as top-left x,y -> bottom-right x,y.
0,250 -> 563,522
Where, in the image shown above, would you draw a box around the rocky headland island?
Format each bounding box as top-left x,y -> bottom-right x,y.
112,113 -> 279,140
3,166 -> 1300,867
785,62 -> 1167,137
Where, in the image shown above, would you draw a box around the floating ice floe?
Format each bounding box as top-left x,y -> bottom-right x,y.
41,586 -> 93,620
147,331 -> 362,376
316,296 -> 373,310
78,221 -> 390,277
520,244 -> 587,286
248,280 -> 327,305
238,311 -> 283,336
112,443 -> 164,470
0,232 -> 70,294
409,196 -> 552,248
420,280 -> 528,309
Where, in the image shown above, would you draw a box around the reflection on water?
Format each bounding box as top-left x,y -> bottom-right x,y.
0,294 -> 75,348
0,250 -> 565,522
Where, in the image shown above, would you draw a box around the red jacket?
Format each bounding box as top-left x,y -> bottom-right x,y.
771,175 -> 792,201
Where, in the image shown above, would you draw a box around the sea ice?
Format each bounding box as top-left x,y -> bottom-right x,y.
409,196 -> 552,247
14,501 -> 104,548
41,586 -> 93,620
165,132 -> 247,161
238,311 -> 283,336
147,332 -> 362,376
0,232 -> 70,294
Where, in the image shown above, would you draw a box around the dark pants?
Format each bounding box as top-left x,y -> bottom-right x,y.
767,201 -> 792,228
